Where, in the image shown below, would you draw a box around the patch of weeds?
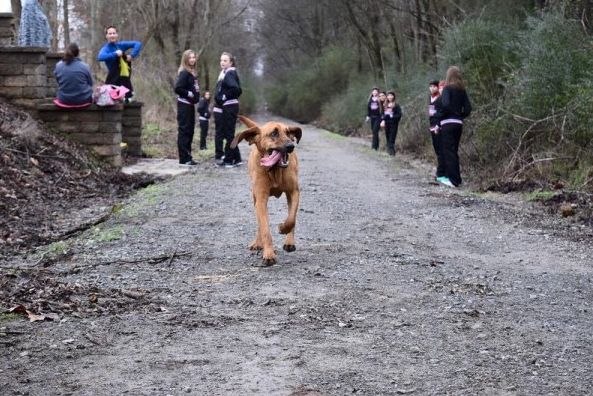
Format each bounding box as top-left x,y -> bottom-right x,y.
527,190 -> 557,202
116,183 -> 168,219
91,225 -> 124,242
0,312 -> 22,323
322,129 -> 346,141
143,146 -> 165,158
142,122 -> 162,139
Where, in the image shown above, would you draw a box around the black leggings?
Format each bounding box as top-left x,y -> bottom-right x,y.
385,121 -> 399,155
440,123 -> 463,186
177,102 -> 195,163
370,116 -> 381,150
221,104 -> 242,165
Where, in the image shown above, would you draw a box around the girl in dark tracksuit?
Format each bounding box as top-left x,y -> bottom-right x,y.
215,52 -> 243,167
174,49 -> 200,165
429,80 -> 446,179
438,66 -> 472,187
197,91 -> 211,150
366,87 -> 382,150
381,91 -> 402,156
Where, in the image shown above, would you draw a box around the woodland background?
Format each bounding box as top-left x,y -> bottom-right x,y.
18,0 -> 593,190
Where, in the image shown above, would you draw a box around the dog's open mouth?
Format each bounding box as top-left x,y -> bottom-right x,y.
261,150 -> 289,169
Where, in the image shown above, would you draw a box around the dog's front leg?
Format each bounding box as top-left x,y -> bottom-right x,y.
254,192 -> 276,265
279,188 -> 299,252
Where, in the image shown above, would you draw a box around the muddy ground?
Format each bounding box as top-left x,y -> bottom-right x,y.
1,115 -> 592,395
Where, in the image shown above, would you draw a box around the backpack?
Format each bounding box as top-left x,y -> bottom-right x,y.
93,84 -> 129,106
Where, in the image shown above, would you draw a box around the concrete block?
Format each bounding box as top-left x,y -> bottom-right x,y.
22,86 -> 47,98
91,144 -> 121,157
0,63 -> 22,75
70,132 -> 121,145
23,64 -> 46,75
104,155 -> 122,168
27,74 -> 47,86
122,127 -> 142,137
4,75 -> 27,87
37,111 -> 71,122
78,122 -> 101,133
101,110 -> 123,122
122,117 -> 142,127
98,122 -> 122,134
0,86 -> 23,97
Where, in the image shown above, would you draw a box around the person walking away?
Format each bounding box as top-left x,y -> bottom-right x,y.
18,0 -> 51,47
366,87 -> 383,150
380,91 -> 402,156
215,52 -> 242,168
174,49 -> 200,166
197,91 -> 211,150
428,80 -> 446,180
97,26 -> 142,101
438,66 -> 472,187
54,43 -> 93,106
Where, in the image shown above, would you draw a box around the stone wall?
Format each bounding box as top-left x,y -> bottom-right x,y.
45,52 -> 62,99
122,102 -> 143,156
37,102 -> 124,167
0,13 -> 14,46
0,40 -> 145,167
0,47 -> 47,110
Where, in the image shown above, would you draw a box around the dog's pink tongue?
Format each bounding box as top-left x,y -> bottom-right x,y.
261,150 -> 282,167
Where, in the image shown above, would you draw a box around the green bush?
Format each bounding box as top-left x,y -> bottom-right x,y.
264,47 -> 356,122
440,18 -> 519,102
512,12 -> 593,119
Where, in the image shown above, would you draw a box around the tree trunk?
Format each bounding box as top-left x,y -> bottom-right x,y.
63,0 -> 70,47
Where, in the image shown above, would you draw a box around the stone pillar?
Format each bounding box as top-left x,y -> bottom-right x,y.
0,47 -> 48,109
45,52 -> 63,99
0,12 -> 14,46
122,102 -> 143,156
37,102 -> 124,168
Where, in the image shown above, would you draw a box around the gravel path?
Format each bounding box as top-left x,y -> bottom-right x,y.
2,115 -> 592,395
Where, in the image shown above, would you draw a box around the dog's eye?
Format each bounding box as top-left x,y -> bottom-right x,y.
270,130 -> 279,138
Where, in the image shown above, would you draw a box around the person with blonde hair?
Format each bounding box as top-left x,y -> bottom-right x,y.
174,49 -> 200,165
437,66 -> 472,187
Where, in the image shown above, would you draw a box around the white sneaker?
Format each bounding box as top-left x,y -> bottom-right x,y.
438,177 -> 455,187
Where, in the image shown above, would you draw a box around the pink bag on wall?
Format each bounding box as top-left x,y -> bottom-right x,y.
93,85 -> 130,106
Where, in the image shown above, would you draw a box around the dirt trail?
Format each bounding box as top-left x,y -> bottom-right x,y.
2,115 -> 592,395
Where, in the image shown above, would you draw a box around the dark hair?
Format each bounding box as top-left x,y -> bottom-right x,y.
63,43 -> 79,64
429,80 -> 439,87
104,25 -> 117,35
221,51 -> 236,67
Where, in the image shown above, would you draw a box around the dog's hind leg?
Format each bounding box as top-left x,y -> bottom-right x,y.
279,189 -> 299,252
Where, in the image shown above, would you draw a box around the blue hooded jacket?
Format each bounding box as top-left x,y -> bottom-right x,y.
97,41 -> 142,74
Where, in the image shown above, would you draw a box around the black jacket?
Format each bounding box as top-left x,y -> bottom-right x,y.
382,103 -> 402,124
197,97 -> 211,119
429,95 -> 440,127
175,70 -> 199,105
367,96 -> 382,117
439,86 -> 471,121
215,68 -> 241,106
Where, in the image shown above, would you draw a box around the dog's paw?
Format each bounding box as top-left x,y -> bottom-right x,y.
283,244 -> 296,252
261,257 -> 276,266
249,241 -> 263,251
262,249 -> 277,266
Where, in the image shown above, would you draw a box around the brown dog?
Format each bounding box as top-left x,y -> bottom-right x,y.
231,116 -> 302,266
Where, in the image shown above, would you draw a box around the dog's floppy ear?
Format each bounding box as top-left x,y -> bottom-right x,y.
231,126 -> 259,148
286,126 -> 302,144
238,115 -> 258,129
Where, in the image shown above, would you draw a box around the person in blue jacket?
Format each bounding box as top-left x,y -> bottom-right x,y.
54,43 -> 93,106
97,26 -> 142,101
